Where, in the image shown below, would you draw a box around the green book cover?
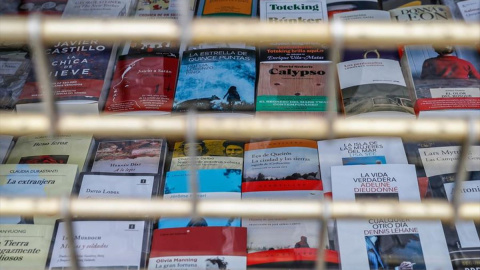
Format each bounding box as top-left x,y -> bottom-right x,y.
6,135 -> 93,171
0,224 -> 54,269
0,164 -> 77,225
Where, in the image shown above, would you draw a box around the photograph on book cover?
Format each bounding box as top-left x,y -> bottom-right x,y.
342,156 -> 387,165
91,139 -> 163,174
405,45 -> 480,99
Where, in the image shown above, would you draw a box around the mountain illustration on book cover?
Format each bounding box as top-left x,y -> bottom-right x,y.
173,48 -> 256,113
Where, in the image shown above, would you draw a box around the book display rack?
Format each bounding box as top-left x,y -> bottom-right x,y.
0,8 -> 479,270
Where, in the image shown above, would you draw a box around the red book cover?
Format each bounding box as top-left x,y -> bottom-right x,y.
149,227 -> 247,269
104,53 -> 178,114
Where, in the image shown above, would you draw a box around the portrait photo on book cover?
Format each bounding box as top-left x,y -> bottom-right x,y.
407,45 -> 480,98
365,234 -> 425,270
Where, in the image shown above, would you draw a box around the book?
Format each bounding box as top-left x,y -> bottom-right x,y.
0,135 -> 13,163
15,0 -> 135,115
103,52 -> 179,115
456,0 -> 480,22
0,224 -> 54,269
381,0 -> 435,11
257,0 -> 330,116
327,0 -> 380,17
0,50 -> 31,111
136,0 -> 195,19
242,139 -> 327,267
17,0 -> 68,15
75,172 -> 160,199
148,227 -> 247,270
0,164 -> 77,225
442,179 -> 480,270
337,58 -> 415,118
159,169 -> 242,228
6,135 -> 94,172
195,0 -> 258,17
332,164 -> 453,270
88,138 -> 167,174
46,220 -> 150,269
390,4 -> 452,21
173,48 -> 256,114
170,140 -> 244,171
317,137 -> 408,197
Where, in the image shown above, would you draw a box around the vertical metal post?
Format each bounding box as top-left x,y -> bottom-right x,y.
27,14 -> 58,135
451,117 -> 477,220
186,111 -> 200,221
61,196 -> 80,270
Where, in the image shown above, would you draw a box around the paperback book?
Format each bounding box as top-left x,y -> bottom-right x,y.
17,0 -> 67,15
88,138 -> 166,174
0,224 -> 54,269
6,135 -> 94,172
148,227 -> 247,270
0,50 -> 31,111
75,173 -> 160,199
173,48 -> 256,114
196,0 -> 258,17
327,0 -> 380,17
381,0 -> 436,11
0,164 -> 77,225
317,137 -> 408,196
332,164 -> 453,270
159,169 -> 242,228
46,220 -> 150,269
243,139 -> 325,267
456,0 -> 480,22
61,0 -> 136,17
136,0 -> 195,19
170,140 -> 244,171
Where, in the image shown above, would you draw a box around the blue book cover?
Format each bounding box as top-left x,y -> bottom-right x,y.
159,169 -> 242,228
173,48 -> 256,113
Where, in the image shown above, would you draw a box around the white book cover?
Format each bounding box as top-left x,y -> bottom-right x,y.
332,164 -> 452,270
0,135 -> 13,163
318,137 -> 408,195
77,174 -> 156,199
333,9 -> 390,21
444,180 -> 480,248
260,0 -> 328,23
62,0 -> 135,18
47,220 -> 147,269
457,0 -> 480,22
418,145 -> 480,177
135,0 -> 195,19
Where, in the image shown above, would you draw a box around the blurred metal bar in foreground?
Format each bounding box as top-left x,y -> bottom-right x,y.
0,197 -> 479,222
1,114 -> 479,141
0,16 -> 478,47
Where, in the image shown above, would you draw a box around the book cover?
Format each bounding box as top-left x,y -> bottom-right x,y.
317,137 -> 408,196
0,164 -> 77,225
6,135 -> 93,172
457,0 -> 480,22
196,0 -> 258,17
170,140 -> 244,171
61,0 -> 135,17
0,135 -> 13,164
242,139 -> 326,267
390,4 -> 452,21
148,227 -> 247,270
332,164 -> 453,270
0,50 -> 31,111
136,0 -> 195,19
260,0 -> 328,22
173,48 -> 256,114
159,169 -> 242,228
17,0 -> 67,15
337,58 -> 415,117
402,44 -> 480,115
0,224 -> 54,269
89,138 -> 166,174
46,220 -> 149,269
381,0 -> 435,11
327,0 -> 380,17
256,62 -> 329,114
103,53 -> 179,114
75,173 -> 159,199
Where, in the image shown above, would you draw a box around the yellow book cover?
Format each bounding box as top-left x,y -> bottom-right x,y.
0,164 -> 78,225
0,224 -> 54,269
6,135 -> 93,171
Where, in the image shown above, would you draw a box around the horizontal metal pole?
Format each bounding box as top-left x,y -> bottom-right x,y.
0,197 -> 478,222
0,16 -> 478,47
0,114 -> 479,141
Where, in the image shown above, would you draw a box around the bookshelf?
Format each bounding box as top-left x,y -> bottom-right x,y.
0,15 -> 479,270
